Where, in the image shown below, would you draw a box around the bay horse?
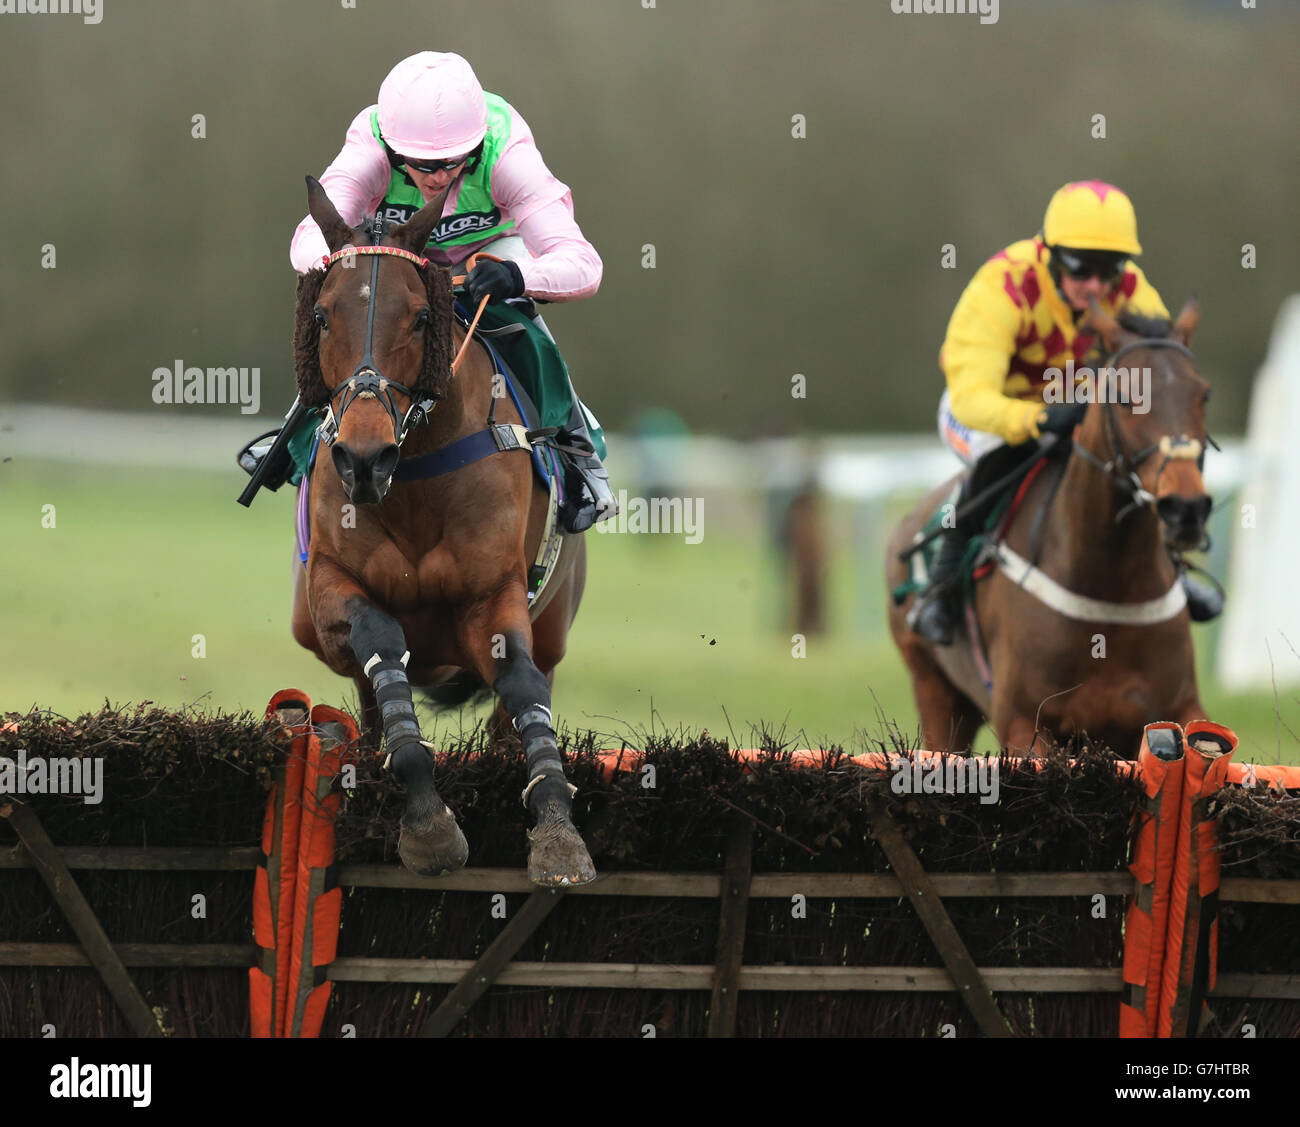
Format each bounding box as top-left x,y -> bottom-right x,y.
289,176 -> 595,886
886,299 -> 1213,757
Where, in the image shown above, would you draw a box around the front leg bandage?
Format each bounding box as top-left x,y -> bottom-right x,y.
515,704 -> 574,805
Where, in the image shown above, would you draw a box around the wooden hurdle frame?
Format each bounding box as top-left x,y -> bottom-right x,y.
3,693 -> 1299,1038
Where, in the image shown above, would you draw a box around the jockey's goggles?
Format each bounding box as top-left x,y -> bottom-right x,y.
1052,247 -> 1128,283
379,138 -> 478,175
400,151 -> 471,174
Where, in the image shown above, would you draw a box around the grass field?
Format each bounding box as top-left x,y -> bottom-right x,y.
5,456 -> 1298,764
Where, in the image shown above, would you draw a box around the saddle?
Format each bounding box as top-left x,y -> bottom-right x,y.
894,439 -> 1067,609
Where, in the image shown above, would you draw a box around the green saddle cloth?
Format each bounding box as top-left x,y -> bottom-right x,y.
286,299 -> 604,487
891,484 -> 1020,607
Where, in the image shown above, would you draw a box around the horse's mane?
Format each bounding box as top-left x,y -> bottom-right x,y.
294,262 -> 456,408
1115,311 -> 1172,339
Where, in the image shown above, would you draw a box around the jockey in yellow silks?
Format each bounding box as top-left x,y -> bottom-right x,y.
911,180 -> 1222,644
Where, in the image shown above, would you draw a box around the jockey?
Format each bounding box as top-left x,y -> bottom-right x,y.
911,179 -> 1223,645
242,51 -> 615,532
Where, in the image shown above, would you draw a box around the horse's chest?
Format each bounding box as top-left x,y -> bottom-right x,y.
1008,652 -> 1188,733
361,542 -> 452,612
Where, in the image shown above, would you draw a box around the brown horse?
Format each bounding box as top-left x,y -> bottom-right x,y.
289,177 -> 595,886
887,299 -> 1212,756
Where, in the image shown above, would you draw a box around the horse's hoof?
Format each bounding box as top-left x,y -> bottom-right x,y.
527,816 -> 597,887
398,808 -> 469,877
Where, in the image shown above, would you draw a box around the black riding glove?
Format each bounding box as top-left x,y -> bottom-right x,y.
466,259 -> 525,303
1037,403 -> 1087,436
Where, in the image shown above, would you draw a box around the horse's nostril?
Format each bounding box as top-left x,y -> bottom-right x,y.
331,444 -> 356,484
372,444 -> 401,483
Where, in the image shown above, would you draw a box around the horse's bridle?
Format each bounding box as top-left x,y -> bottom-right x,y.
1069,336 -> 1214,524
315,216 -> 438,450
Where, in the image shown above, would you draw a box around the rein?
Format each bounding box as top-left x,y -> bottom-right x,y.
314,217 -> 495,450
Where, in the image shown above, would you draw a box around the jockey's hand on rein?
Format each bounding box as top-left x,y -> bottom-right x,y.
1037,403 -> 1087,436
466,259 -> 525,303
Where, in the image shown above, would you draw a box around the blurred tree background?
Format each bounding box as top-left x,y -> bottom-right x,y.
2,0 -> 1296,436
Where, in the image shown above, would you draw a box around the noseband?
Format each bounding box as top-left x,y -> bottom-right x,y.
315,216 -> 438,450
1070,336 -> 1213,524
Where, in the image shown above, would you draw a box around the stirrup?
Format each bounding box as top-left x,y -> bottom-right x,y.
238,429 -> 278,475
237,426 -> 294,491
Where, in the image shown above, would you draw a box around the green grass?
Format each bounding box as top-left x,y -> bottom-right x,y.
3,458 -> 1297,764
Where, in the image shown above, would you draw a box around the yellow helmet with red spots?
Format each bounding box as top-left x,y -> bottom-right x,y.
1043,180 -> 1143,256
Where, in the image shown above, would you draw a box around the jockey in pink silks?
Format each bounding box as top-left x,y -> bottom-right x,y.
239,51 -> 615,531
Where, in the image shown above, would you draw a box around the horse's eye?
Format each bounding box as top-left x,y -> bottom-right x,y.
314,307 -> 328,330
1202,390 -> 1211,405
414,308 -> 430,329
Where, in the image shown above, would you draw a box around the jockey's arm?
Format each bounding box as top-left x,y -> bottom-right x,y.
939,263 -> 1043,446
490,130 -> 602,302
510,199 -> 603,301
289,109 -> 391,274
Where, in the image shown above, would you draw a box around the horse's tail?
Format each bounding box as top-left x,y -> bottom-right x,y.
418,669 -> 493,712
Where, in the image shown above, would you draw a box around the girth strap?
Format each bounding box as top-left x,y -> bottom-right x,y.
393,423 -> 532,482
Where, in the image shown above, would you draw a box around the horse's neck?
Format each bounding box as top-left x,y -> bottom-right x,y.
398,325 -> 487,458
1035,433 -> 1176,600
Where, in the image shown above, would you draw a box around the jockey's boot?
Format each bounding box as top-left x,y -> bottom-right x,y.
522,311 -> 617,532
555,392 -> 618,533
909,522 -> 966,645
1175,557 -> 1225,623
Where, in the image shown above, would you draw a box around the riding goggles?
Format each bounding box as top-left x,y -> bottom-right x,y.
1052,247 -> 1128,283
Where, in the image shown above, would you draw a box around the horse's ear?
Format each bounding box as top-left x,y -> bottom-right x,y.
306,176 -> 355,254
1171,296 -> 1200,344
392,184 -> 452,256
1084,298 -> 1129,350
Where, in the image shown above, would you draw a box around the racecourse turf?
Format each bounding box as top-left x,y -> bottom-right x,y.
4,457 -> 1297,765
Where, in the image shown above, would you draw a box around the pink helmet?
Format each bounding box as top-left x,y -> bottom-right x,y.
376,52 -> 487,160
